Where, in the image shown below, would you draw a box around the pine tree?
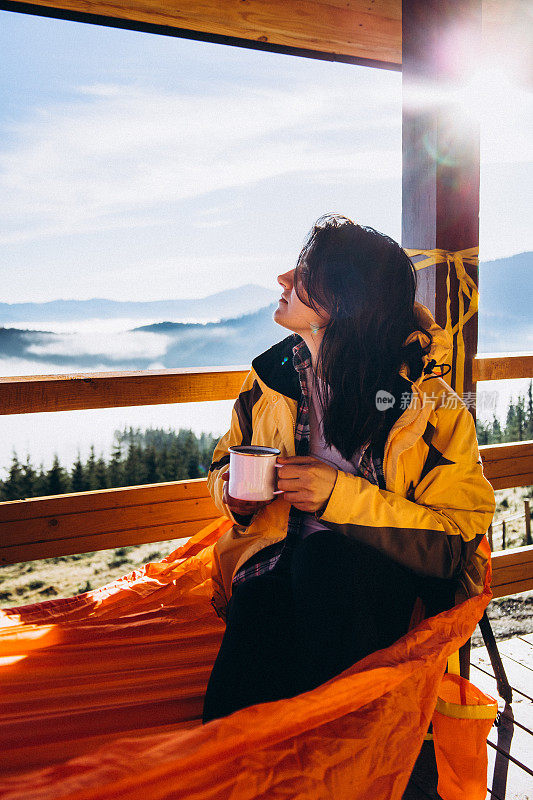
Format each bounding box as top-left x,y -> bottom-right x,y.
2,452 -> 24,500
108,440 -> 124,487
516,396 -> 526,441
4,451 -> 22,500
71,452 -> 87,493
491,415 -> 503,443
124,441 -> 146,486
157,447 -> 170,482
85,445 -> 98,491
94,455 -> 109,490
183,430 -> 201,478
46,454 -> 70,496
19,454 -> 38,499
143,445 -> 160,484
527,381 -> 533,440
34,463 -> 49,497
168,438 -> 188,480
199,433 -> 217,474
476,420 -> 489,445
505,398 -> 517,442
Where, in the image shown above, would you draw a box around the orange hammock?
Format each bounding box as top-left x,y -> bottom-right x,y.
0,519 -> 491,800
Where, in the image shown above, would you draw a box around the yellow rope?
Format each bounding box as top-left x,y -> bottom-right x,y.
404,247 -> 479,397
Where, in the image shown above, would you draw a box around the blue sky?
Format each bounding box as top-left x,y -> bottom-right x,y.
0,10 -> 531,303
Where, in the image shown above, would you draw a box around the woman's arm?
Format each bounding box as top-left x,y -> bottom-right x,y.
279,404 -> 495,579
207,369 -> 267,526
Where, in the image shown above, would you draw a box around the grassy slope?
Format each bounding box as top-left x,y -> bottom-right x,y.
0,537 -> 188,608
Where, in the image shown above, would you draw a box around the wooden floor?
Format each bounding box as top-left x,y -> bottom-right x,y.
404,634 -> 533,800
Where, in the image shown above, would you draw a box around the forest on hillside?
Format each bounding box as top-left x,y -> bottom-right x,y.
1,381 -> 532,502
0,427 -> 218,501
476,381 -> 533,445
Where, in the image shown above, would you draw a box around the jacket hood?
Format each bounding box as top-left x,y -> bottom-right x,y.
401,302 -> 453,385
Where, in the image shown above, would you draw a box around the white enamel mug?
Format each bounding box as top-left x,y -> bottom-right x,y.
228,445 -> 282,501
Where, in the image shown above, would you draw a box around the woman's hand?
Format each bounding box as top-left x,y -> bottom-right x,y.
221,472 -> 273,520
276,456 -> 337,513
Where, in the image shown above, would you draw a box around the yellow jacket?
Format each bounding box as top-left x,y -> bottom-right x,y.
207,303 -> 495,619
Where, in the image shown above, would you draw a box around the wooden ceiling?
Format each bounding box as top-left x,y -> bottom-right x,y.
3,0 -> 403,66
1,0 -> 529,73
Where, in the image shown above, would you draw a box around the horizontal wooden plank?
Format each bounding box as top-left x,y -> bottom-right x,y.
0,518 -> 219,565
491,546 -> 533,598
473,353 -> 533,382
0,479 -> 221,564
0,478 -> 212,522
491,546 -> 533,570
0,480 -> 222,562
480,440 -> 533,466
0,496 -> 218,548
7,0 -> 402,66
491,578 -> 533,599
489,474 -> 533,492
0,367 -> 248,415
491,562 -> 533,591
485,456 -> 533,480
480,441 -> 533,490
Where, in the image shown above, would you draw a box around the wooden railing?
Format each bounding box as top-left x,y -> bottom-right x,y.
0,366 -> 249,414
481,441 -> 533,491
1,354 -> 532,597
0,354 -> 530,415
473,353 -> 533,383
491,545 -> 533,599
0,479 -> 218,565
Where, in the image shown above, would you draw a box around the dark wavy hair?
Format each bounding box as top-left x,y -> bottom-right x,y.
295,214 -> 432,460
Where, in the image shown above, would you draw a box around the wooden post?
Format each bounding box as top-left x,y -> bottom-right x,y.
487,523 -> 493,551
402,2 -> 482,685
402,0 -> 481,409
525,500 -> 531,546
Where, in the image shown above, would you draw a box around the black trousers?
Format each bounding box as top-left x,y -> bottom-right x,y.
202,530 -> 455,723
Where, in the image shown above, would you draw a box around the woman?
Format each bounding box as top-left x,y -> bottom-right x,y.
202,215 -> 494,723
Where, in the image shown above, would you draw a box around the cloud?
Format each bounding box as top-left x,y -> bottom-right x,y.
26,330 -> 171,360
0,77 -> 401,245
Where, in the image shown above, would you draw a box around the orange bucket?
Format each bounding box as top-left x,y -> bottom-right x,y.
432,672 -> 498,800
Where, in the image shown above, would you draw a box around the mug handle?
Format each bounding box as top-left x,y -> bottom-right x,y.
273,463 -> 284,494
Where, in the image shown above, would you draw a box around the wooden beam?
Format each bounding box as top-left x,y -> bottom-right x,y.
480,440 -> 533,491
0,354 -> 529,418
473,354 -> 533,383
0,0 -> 402,67
491,545 -> 533,598
0,478 -> 220,564
0,366 -> 249,415
402,0 -> 481,403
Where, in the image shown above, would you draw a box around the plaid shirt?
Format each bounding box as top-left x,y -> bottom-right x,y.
232,338 -> 385,587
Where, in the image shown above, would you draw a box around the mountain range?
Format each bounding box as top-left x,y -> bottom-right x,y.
0,284 -> 279,324
478,252 -> 532,353
0,253 -> 531,371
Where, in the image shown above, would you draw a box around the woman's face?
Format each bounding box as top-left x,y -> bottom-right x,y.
273,267 -> 329,336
